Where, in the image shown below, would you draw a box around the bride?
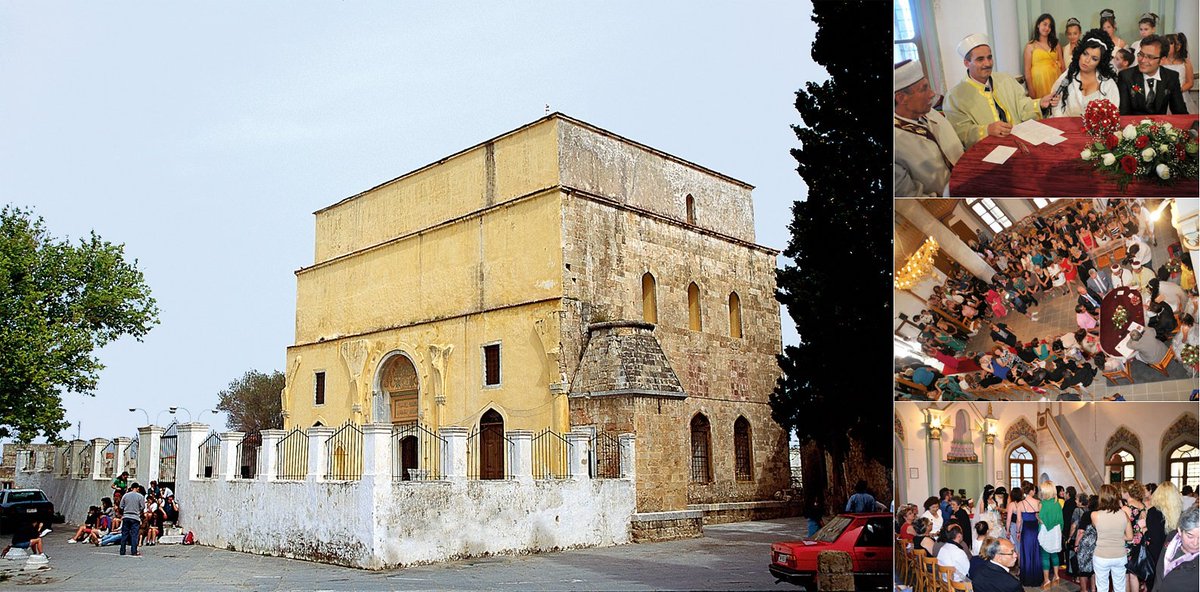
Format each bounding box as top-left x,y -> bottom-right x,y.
1049,28 -> 1121,117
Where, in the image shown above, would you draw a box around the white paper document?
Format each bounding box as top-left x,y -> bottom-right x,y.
1043,134 -> 1068,145
981,145 -> 1017,164
1011,119 -> 1065,145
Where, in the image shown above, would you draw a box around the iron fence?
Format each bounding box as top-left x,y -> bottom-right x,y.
197,432 -> 220,478
325,421 -> 363,480
78,442 -> 94,476
159,422 -> 178,485
531,428 -> 571,480
466,426 -> 513,480
237,433 -> 259,479
125,436 -> 139,477
590,432 -> 621,479
276,427 -> 308,480
102,440 -> 117,478
391,423 -> 444,481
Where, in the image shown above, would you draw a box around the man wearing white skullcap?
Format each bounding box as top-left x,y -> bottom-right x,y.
894,59 -> 964,197
944,33 -> 1060,149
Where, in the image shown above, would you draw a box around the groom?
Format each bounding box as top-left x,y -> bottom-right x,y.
1119,34 -> 1188,114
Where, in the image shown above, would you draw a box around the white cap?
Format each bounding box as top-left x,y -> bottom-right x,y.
894,60 -> 926,91
957,33 -> 991,59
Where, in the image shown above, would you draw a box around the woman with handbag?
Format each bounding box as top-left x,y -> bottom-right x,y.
1075,494 -> 1099,592
1124,480 -> 1153,591
1095,484 -> 1134,592
1038,480 -> 1065,588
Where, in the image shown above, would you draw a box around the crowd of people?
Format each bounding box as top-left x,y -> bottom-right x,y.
897,199 -> 1197,401
897,479 -> 1200,591
62,473 -> 179,557
895,9 -> 1193,196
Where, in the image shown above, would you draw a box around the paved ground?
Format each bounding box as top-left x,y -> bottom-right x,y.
1,517 -> 808,591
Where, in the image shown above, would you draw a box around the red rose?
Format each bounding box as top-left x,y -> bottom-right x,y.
1135,135 -> 1149,149
1105,134 -> 1120,150
1149,125 -> 1159,135
1121,155 -> 1138,174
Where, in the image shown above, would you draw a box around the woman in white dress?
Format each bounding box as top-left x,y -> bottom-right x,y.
1050,29 -> 1120,117
1163,33 -> 1197,115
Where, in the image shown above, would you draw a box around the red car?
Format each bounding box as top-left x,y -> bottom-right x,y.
769,512 -> 892,590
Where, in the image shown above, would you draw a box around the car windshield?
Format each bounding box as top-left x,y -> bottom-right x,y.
811,516 -> 852,543
5,491 -> 46,503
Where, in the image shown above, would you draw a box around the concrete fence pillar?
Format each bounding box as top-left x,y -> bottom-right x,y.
259,429 -> 285,481
174,423 -> 210,484
566,431 -> 591,481
307,427 -> 334,482
137,425 -> 164,483
54,443 -> 68,478
218,432 -> 244,481
111,437 -> 131,479
68,439 -> 86,479
618,433 -> 636,479
506,430 -> 533,483
362,424 -> 392,480
33,449 -> 45,472
89,438 -> 107,479
439,427 -> 468,481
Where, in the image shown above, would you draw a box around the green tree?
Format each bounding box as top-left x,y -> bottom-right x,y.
770,1 -> 891,497
0,206 -> 159,442
216,370 -> 284,436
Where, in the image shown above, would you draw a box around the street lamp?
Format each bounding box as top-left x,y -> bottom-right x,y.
170,407 -> 218,423
128,408 -> 149,426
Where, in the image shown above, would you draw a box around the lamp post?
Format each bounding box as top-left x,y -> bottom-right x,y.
171,407 -> 218,423
128,408 -> 150,426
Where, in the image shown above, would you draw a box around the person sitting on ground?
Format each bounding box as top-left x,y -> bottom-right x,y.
68,506 -> 101,544
1,519 -> 45,558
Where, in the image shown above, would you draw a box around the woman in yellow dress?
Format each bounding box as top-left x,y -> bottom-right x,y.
1024,13 -> 1062,99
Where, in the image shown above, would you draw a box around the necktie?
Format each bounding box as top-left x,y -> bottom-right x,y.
986,81 -> 1007,122
1147,79 -> 1156,104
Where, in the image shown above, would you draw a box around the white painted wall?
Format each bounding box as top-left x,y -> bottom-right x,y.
15,472 -> 113,524
932,0 -> 994,90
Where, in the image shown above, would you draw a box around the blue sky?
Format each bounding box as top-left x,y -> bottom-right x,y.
1,1 -> 822,441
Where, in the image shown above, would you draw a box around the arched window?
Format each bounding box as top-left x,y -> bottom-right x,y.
685,194 -> 696,225
1008,445 -> 1036,491
690,414 -> 711,483
728,292 -> 742,339
1107,449 -> 1137,482
688,282 -> 702,331
1167,443 -> 1199,491
734,417 -> 753,481
641,273 -> 658,324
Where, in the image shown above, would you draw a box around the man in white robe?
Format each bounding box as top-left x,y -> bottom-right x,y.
894,59 -> 965,197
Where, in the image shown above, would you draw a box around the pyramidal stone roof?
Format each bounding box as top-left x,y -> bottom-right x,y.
569,321 -> 685,398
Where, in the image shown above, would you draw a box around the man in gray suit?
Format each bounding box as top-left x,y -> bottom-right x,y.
1127,329 -> 1168,365
1086,267 -> 1114,298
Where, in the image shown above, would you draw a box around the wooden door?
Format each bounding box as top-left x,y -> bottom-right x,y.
480,410 -> 504,480
399,436 -> 418,481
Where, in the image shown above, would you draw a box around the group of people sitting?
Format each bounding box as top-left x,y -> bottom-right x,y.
897,200 -> 1198,401
895,9 -> 1192,196
65,475 -> 179,555
896,479 -> 1200,591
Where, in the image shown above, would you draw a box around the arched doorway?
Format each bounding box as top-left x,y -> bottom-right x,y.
479,409 -> 505,479
376,353 -> 420,425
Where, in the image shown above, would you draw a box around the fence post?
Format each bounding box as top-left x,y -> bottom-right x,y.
361,424 -> 392,480
137,425 -> 165,483
218,432 -> 244,481
618,433 -> 636,479
69,439 -> 87,479
112,437 -> 131,478
175,423 -> 210,488
259,429 -> 285,482
506,430 -> 533,483
566,431 -> 591,481
89,438 -> 107,479
439,426 -> 468,481
307,426 -> 334,482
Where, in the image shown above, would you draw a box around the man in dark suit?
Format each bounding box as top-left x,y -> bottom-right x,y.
1076,285 -> 1103,316
989,323 -> 1018,348
1119,35 -> 1189,115
969,537 -> 1022,592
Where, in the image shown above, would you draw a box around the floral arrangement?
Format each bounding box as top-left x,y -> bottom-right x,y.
1078,100 -> 1199,190
1182,344 -> 1198,368
1165,257 -> 1182,275
1112,305 -> 1129,330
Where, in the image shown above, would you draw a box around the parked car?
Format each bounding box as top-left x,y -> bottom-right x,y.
0,489 -> 55,534
769,512 -> 891,590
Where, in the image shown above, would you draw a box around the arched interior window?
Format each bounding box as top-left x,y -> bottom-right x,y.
690,413 -> 711,483
1008,445 -> 1036,491
688,282 -> 702,331
1167,443 -> 1198,491
642,272 -> 658,324
1107,449 -> 1137,482
686,194 -> 696,225
734,417 -> 753,481
728,292 -> 742,339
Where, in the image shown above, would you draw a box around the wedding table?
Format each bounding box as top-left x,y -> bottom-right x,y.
949,114 -> 1198,197
1099,287 -> 1147,356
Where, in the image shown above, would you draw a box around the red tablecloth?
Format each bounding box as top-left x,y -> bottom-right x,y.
1099,287 -> 1147,356
949,114 -> 1198,197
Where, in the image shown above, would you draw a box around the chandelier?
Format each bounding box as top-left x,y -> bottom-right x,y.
895,236 -> 940,290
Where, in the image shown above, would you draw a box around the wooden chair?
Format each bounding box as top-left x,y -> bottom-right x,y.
911,548 -> 931,592
935,564 -> 957,592
1149,347 -> 1175,376
895,539 -> 909,584
949,579 -> 973,591
1102,360 -> 1134,384
921,553 -> 939,592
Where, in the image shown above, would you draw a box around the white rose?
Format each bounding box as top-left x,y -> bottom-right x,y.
1168,129 -> 1179,139
1159,144 -> 1169,153
1156,164 -> 1170,179
1141,147 -> 1156,161
1163,122 -> 1174,131
1081,149 -> 1093,160
1122,125 -> 1138,140
1102,153 -> 1116,166
1140,119 -> 1152,126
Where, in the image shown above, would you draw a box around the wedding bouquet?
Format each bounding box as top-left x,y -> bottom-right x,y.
1182,344 -> 1198,368
1112,305 -> 1129,330
1078,100 -> 1199,190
